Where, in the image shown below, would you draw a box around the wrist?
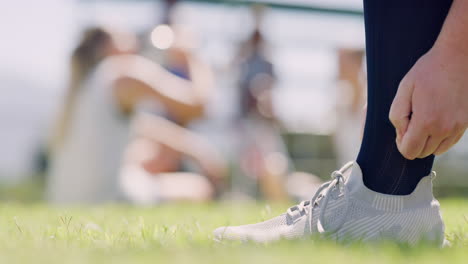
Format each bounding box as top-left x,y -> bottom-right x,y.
432,36 -> 468,65
434,34 -> 468,59
433,0 -> 468,59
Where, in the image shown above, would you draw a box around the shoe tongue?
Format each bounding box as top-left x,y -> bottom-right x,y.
344,162 -> 364,194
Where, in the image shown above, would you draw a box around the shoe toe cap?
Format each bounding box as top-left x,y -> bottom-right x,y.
213,226 -> 247,242
213,226 -> 227,241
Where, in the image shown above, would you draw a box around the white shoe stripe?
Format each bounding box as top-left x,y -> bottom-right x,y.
372,195 -> 404,212
364,213 -> 400,239
349,213 -> 396,240
340,214 -> 387,239
397,211 -> 413,242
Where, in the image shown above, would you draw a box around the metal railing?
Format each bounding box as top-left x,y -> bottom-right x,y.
79,0 -> 363,16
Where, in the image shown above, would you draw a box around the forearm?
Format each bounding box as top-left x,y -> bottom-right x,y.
147,75 -> 205,123
434,0 -> 468,56
132,62 -> 206,122
113,55 -> 205,122
186,55 -> 214,103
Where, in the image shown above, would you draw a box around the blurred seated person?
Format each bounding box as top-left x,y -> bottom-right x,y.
47,27 -> 224,204
118,5 -> 226,203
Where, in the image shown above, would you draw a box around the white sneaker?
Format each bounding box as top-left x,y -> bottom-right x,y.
213,162 -> 446,246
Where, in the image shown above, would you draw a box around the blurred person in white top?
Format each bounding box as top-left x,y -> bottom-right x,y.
47,27 -> 224,204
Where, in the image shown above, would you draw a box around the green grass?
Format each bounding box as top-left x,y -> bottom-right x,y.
0,199 -> 466,264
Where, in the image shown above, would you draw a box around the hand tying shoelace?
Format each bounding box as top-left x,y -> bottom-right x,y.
286,162 -> 352,234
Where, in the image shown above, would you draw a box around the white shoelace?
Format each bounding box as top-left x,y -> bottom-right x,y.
286,162 -> 353,234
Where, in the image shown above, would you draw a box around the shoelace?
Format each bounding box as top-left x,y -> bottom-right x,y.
286,162 -> 353,234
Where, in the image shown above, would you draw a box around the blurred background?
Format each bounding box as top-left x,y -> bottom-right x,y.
0,0 -> 466,204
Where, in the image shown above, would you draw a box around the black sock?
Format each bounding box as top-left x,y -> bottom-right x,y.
357,0 -> 453,195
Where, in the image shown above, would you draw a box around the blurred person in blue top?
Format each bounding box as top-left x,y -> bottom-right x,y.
232,6 -> 321,201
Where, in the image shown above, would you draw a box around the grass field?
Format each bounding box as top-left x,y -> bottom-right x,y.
0,199 -> 466,264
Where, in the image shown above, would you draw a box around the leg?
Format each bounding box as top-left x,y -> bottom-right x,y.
212,1 -> 449,245
120,164 -> 214,204
357,0 -> 453,195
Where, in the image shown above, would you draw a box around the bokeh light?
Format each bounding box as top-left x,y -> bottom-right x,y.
150,24 -> 174,50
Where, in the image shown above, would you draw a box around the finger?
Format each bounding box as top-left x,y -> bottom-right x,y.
434,129 -> 466,156
390,75 -> 414,140
398,119 -> 429,160
417,135 -> 445,158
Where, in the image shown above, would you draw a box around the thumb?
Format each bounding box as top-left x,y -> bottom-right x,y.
389,75 -> 414,142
